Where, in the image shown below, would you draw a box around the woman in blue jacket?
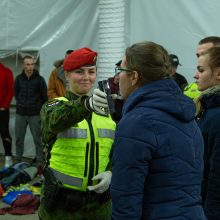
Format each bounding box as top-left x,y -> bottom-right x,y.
110,41 -> 206,220
195,46 -> 220,220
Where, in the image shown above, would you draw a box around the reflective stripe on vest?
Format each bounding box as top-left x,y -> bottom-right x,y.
98,128 -> 115,139
57,128 -> 114,139
57,129 -> 87,139
49,166 -> 83,187
50,97 -> 116,191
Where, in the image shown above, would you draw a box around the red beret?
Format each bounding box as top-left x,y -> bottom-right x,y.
63,47 -> 98,71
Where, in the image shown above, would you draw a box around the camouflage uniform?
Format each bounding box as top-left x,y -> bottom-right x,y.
38,91 -> 112,220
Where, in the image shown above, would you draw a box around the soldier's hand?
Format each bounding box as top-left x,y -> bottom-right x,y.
87,171 -> 112,194
85,88 -> 108,115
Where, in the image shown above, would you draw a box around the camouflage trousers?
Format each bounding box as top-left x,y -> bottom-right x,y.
38,183 -> 111,220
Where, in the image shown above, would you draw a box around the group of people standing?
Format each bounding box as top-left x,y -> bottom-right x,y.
0,50 -> 74,169
38,36 -> 220,220
0,56 -> 47,169
0,36 -> 220,220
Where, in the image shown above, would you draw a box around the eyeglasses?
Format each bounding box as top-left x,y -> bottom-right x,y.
115,67 -> 132,75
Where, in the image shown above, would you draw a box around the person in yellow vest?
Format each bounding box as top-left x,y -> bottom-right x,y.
38,48 -> 116,220
183,82 -> 200,101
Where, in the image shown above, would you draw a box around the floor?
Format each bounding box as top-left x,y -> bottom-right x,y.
0,155 -> 39,220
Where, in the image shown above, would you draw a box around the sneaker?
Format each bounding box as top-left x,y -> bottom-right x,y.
4,156 -> 13,168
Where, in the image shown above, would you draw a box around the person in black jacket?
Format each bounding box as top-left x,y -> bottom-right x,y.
169,54 -> 188,91
14,55 -> 47,166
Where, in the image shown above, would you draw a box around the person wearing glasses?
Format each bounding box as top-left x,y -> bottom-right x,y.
110,41 -> 206,220
38,48 -> 116,220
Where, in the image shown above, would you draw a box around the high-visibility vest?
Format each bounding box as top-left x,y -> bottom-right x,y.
49,97 -> 116,191
184,83 -> 200,100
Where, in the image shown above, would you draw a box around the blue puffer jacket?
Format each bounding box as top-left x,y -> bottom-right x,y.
110,79 -> 206,220
197,85 -> 220,220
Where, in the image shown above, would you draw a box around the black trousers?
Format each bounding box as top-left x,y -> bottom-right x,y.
0,109 -> 12,156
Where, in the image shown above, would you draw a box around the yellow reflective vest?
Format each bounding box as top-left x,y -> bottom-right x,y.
49,97 -> 116,191
184,82 -> 200,100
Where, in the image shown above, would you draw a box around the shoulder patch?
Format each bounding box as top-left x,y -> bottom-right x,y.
46,100 -> 61,107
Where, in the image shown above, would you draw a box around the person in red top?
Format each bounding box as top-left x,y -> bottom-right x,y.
0,62 -> 14,168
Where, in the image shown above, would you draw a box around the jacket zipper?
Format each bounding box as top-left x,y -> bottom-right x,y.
87,119 -> 95,186
84,143 -> 89,177
95,142 -> 99,176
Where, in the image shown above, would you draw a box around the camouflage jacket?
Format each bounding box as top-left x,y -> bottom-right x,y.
40,91 -> 90,147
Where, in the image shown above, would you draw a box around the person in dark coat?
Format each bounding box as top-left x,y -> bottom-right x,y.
14,55 -> 48,165
169,54 -> 188,91
195,46 -> 220,220
110,41 -> 206,220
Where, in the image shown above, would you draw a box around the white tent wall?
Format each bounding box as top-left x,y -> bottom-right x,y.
1,0 -> 99,81
0,0 -> 99,157
126,0 -> 220,82
98,0 -> 125,82
1,0 -> 220,157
